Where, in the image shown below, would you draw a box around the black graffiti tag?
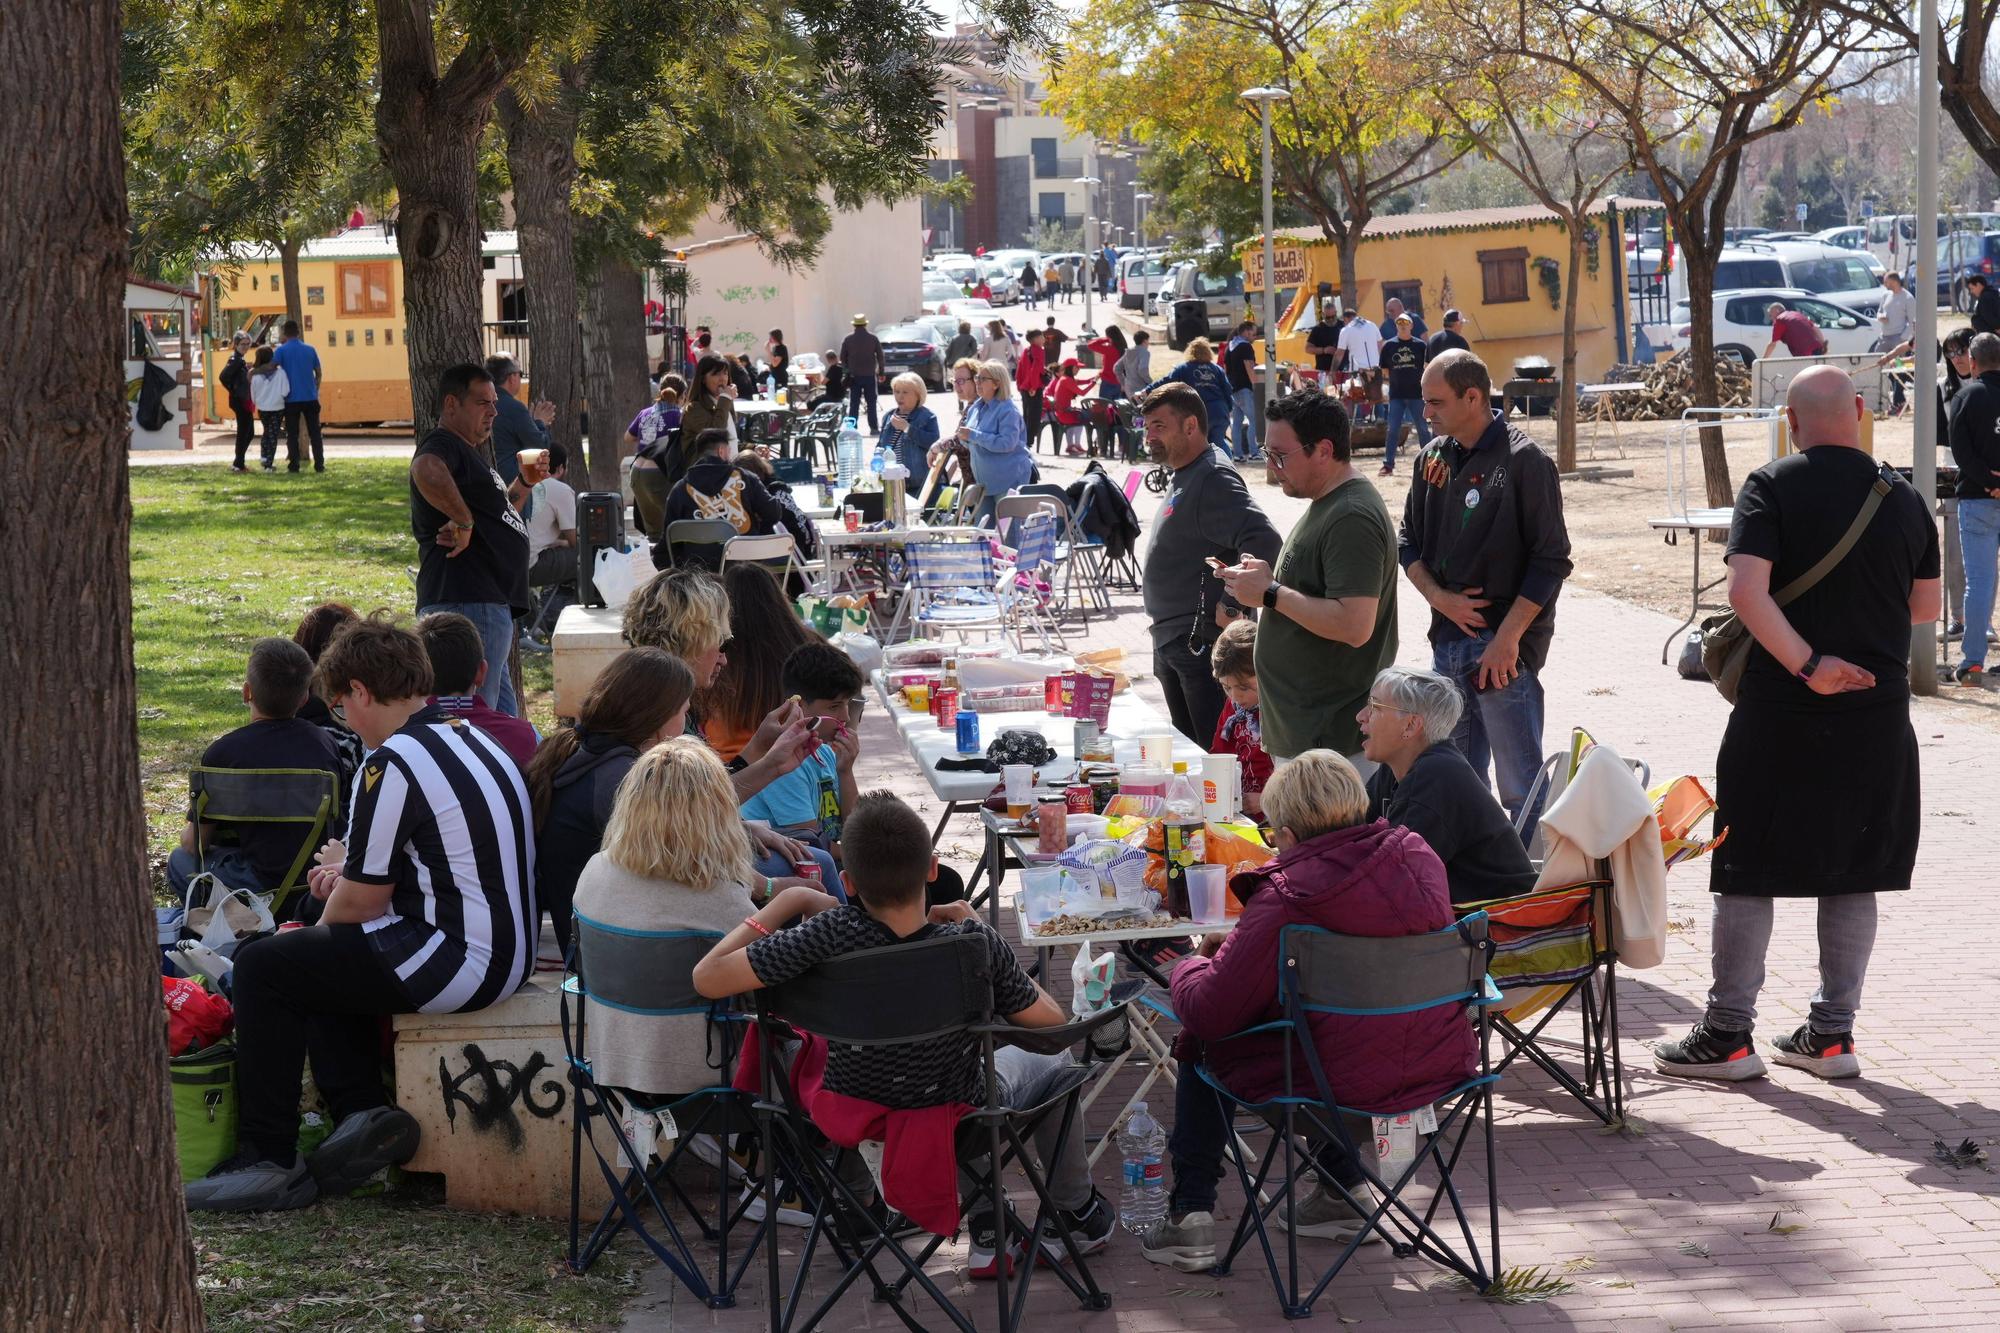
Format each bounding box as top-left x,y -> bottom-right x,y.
438,1042 -> 566,1149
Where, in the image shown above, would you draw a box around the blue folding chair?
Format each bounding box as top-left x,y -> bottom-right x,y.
1192,915 -> 1502,1318
880,538 -> 1003,645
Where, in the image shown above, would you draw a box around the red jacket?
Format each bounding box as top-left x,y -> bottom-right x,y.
1047,371 -> 1099,425
1209,702 -> 1274,799
1170,821 -> 1474,1113
1015,343 -> 1048,394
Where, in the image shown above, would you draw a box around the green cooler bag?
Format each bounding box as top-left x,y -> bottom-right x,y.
172,1040 -> 238,1180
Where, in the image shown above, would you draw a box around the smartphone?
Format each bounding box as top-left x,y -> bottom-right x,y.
1204,556 -> 1227,573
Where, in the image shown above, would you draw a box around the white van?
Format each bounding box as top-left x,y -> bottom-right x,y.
1863,213 -> 2000,272
1667,241 -> 1887,318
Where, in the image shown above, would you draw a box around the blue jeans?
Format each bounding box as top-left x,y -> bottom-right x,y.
1381,397 -> 1429,471
846,375 -> 879,433
1959,497 -> 2000,669
751,843 -> 844,902
1229,388 -> 1260,459
1433,632 -> 1545,844
1168,1060 -> 1361,1214
417,600 -> 519,717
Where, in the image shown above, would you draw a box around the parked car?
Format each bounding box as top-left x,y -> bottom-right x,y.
1863,212 -> 2000,272
876,322 -> 949,391
1723,226 -> 1773,244
1117,251 -> 1171,310
940,298 -> 995,323
1663,288 -> 1880,363
1904,230 -> 2000,310
1163,262 -> 1249,348
1666,241 -> 1887,317
1812,225 -> 1867,251
921,277 -> 963,315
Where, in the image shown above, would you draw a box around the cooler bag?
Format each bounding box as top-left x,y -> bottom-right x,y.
172,1040 -> 238,1180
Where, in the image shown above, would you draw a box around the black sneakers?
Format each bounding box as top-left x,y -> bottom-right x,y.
1770,1024 -> 1860,1079
306,1105 -> 421,1195
185,1151 -> 317,1213
969,1190 -> 1114,1278
1652,1022 -> 1767,1081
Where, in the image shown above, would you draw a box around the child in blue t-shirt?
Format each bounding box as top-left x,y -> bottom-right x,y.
739,642 -> 863,855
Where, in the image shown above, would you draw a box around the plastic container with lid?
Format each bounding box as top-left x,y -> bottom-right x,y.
1119,763 -> 1168,798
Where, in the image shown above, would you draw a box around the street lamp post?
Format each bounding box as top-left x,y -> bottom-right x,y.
1134,190 -> 1153,250
1241,85 -> 1291,404
1075,173 -> 1102,335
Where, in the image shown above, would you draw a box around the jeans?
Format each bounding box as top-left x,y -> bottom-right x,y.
232,406 -> 256,467
1432,633 -> 1546,844
418,600 -> 519,717
1154,635 -> 1227,751
1958,497 -> 2000,668
166,845 -> 265,899
1381,397 -> 1429,471
233,924 -> 421,1161
1941,498 -> 1964,624
284,399 -> 325,470
1168,1064 -> 1362,1214
961,1045 -> 1093,1212
846,375 -> 880,433
1706,893 -> 1880,1034
1021,390 -> 1045,453
1229,388 -> 1259,460
750,843 -> 842,901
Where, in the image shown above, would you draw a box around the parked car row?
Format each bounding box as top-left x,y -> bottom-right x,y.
1663,288 -> 1880,364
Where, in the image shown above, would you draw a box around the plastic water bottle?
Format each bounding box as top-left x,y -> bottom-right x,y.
1163,761 -> 1202,821
836,417 -> 863,490
870,443 -> 889,475
1117,1102 -> 1168,1236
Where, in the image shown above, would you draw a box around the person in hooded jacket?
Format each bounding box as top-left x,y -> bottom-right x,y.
657,428 -> 784,569
1139,750 -> 1473,1274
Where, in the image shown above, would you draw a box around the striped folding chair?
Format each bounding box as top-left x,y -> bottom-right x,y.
998,512 -> 1066,651
879,538 -> 1003,645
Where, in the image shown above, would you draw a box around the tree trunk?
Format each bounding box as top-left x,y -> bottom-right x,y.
1556,221 -> 1582,475
1337,230 -> 1361,310
579,261 -> 621,495
374,13 -> 512,440
1679,244 -> 1736,509
603,260 -> 652,465
0,5 -> 207,1330
279,235 -> 304,328
498,79 -> 585,467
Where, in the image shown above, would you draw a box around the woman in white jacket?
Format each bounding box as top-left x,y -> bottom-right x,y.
247,346 -> 290,472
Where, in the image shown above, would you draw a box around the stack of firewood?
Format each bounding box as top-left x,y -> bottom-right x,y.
1604,350 -> 1752,421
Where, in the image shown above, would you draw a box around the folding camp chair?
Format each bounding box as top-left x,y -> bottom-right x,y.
1197,916 -> 1502,1319
562,919 -> 789,1307
1514,727 -> 1651,853
661,518 -> 738,569
995,510 -> 1068,652
1457,879 -> 1624,1126
720,533 -> 799,591
996,495 -> 1080,629
878,538 -> 1004,646
186,766 -> 341,921
1020,482 -> 1117,615
751,933 -> 1129,1333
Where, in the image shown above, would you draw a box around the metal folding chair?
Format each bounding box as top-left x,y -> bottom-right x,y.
879,538 -> 1003,645
720,532 -> 799,591
1195,916 -> 1503,1318
751,933 -> 1128,1333
1019,483 -> 1116,616
996,510 -> 1068,652
661,518 -> 738,570
186,766 -> 341,920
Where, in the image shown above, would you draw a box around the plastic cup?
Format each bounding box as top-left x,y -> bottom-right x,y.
1137,730 -> 1175,768
1003,763 -> 1033,817
1186,864 -> 1228,924
1020,866 -> 1067,924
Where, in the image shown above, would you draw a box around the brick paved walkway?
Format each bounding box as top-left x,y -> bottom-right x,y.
620,475 -> 2000,1332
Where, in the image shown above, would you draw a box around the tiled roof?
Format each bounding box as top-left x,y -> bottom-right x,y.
214,228 -> 520,263
1268,196 -> 1662,245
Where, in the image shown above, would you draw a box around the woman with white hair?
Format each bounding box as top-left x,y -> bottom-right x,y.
878,371 -> 939,492
1356,666 -> 1534,906
953,359 -> 1031,525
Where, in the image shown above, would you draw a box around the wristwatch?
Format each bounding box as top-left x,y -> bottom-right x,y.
1262,583 -> 1282,611
1796,652 -> 1822,683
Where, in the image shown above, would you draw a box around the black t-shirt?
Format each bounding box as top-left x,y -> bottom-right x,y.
1427,329 -> 1469,357
1223,338 -> 1258,391
769,343 -> 790,380
1304,320 -> 1342,370
1366,744 -> 1535,906
745,906 -> 1038,1108
1383,335 -> 1428,399
411,429 -> 532,614
193,719 -> 345,889
1726,447 -> 1939,705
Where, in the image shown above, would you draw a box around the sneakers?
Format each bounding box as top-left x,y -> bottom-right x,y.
1952,663 -> 1985,686
1035,1189 -> 1115,1263
306,1105 -> 421,1195
1769,1024 -> 1860,1079
966,1207 -> 1025,1278
739,1179 -> 812,1227
1653,1023 -> 1767,1081
1138,1209 -> 1216,1272
1270,1182 -> 1385,1244
684,1132 -> 751,1182
185,1152 -> 317,1213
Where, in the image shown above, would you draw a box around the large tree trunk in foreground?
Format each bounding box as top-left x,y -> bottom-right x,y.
374,7 -> 513,440
580,258 -> 651,495
0,3 -> 206,1329
499,78 -> 586,465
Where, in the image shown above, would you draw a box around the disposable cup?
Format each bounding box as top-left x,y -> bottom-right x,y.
1186,864 -> 1228,924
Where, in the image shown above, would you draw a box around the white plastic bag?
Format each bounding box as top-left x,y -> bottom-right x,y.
183,873 -> 275,957
1070,940 -> 1115,1020
592,544 -> 652,611
831,631 -> 882,674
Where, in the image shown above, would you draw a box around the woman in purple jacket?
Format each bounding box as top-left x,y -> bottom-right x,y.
1139,751 -> 1474,1273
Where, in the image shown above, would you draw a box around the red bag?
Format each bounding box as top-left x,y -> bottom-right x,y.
163,976 -> 233,1056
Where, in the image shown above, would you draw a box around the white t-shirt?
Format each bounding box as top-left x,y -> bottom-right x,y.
525,477 -> 577,560
1337,319 -> 1383,370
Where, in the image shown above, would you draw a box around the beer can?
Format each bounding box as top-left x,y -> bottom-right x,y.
1044,674 -> 1065,714
1065,784 -> 1094,815
794,860 -> 821,882
1038,800 -> 1068,855
955,708 -> 981,754
935,687 -> 959,729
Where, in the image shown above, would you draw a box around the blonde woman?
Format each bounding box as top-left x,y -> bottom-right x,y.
570,738 -> 762,1099
620,566 -> 820,807
954,359 -> 1030,526
879,371 -> 939,488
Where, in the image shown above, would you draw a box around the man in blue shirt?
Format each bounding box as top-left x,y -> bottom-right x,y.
483,355 -> 554,486
272,319 -> 325,473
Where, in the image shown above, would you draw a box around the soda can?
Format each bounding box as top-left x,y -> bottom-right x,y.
794,861 -> 821,882
1065,783 -> 1095,815
843,507 -> 861,533
935,687 -> 959,729
1044,674 -> 1065,714
955,708 -> 981,754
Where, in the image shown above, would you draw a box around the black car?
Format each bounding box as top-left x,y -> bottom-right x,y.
877,323 -> 947,391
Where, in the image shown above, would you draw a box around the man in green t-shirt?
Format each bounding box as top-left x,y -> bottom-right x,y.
1218,389 -> 1398,771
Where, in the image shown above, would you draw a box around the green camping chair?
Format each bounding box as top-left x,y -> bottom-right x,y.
187,766 -> 341,919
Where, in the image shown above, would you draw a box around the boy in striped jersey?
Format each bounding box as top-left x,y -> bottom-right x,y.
187,613 -> 537,1213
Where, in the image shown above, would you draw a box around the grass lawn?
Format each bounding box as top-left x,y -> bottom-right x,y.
133,460 -> 557,879
134,462 -> 607,1327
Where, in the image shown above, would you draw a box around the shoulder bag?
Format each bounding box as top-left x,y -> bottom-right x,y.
1699,466 -> 1892,703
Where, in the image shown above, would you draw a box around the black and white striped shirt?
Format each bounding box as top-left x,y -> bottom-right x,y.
343,707 -> 537,1013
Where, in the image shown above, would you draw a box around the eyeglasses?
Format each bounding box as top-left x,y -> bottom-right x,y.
330,698 -> 349,724
1265,446 -> 1299,471
1362,698 -> 1413,715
